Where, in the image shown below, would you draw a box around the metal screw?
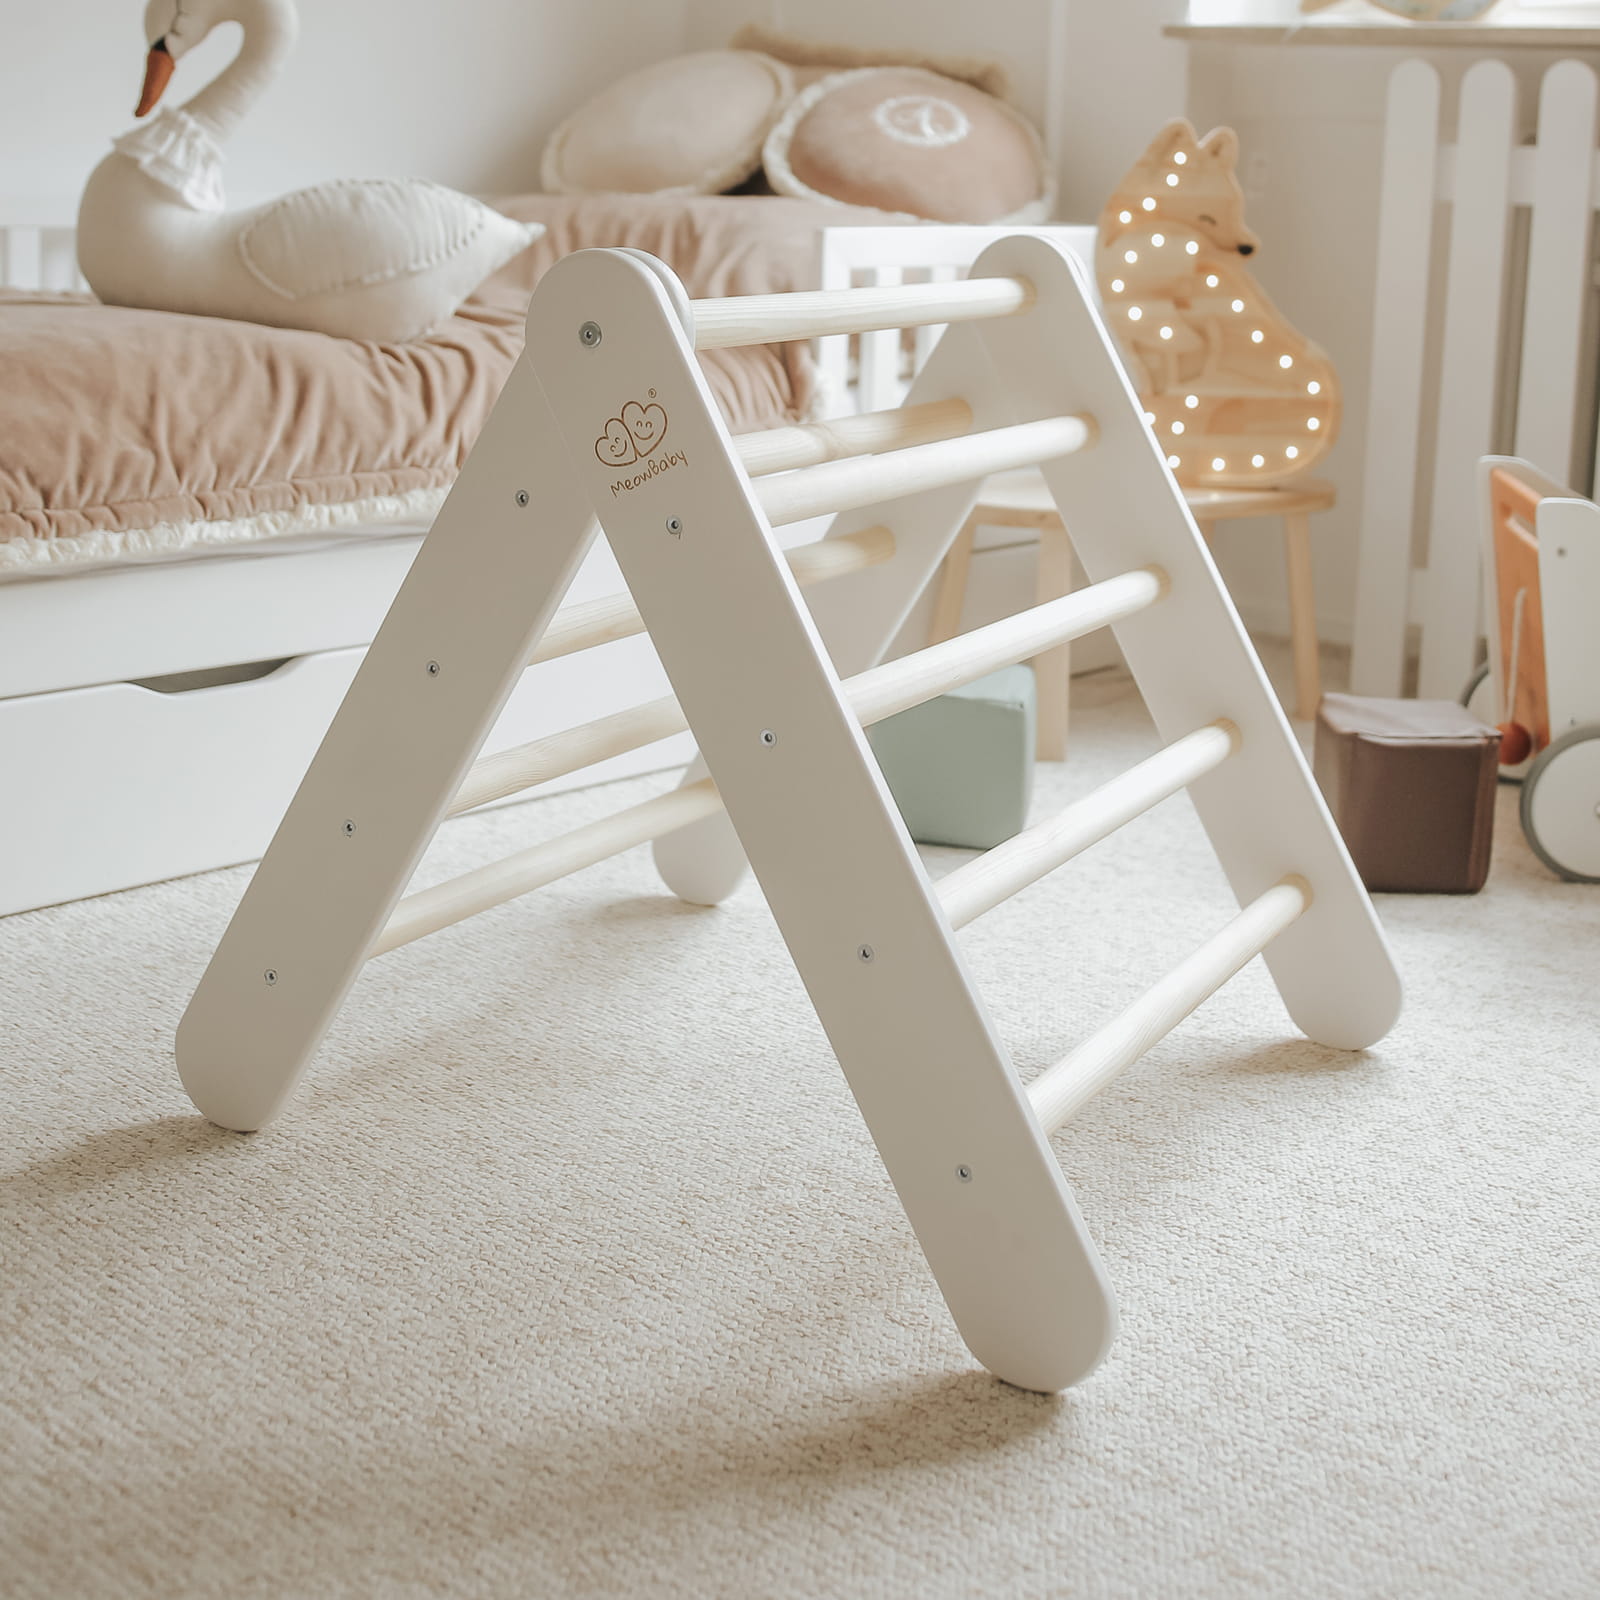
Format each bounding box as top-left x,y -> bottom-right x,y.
857,944 -> 874,963
263,969 -> 278,986
342,819 -> 356,837
426,660 -> 441,677
957,1165 -> 973,1183
515,489 -> 530,507
760,729 -> 777,747
666,517 -> 683,536
579,321 -> 602,348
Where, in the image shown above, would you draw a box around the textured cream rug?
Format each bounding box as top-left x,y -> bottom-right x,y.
3,650 -> 1597,1599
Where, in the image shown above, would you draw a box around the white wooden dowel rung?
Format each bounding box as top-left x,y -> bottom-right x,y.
528,525 -> 895,667
734,398 -> 974,477
1026,876 -> 1313,1135
372,779 -> 722,957
449,695 -> 687,815
846,567 -> 1166,726
754,415 -> 1094,528
691,276 -> 1035,350
938,721 -> 1240,930
468,565 -> 1161,818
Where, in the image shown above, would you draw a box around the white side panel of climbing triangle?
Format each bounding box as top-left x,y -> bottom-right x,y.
176,360 -> 601,1130
525,246 -> 1118,1394
964,235 -> 1401,1051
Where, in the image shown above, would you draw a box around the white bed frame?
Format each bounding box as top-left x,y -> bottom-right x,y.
1,208 -> 1111,917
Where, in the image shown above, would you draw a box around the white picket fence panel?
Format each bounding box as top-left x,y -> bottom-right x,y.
1352,58 -> 1600,700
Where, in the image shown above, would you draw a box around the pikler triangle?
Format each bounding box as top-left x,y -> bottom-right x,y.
177,237 -> 1401,1393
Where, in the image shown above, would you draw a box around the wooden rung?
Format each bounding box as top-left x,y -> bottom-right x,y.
754,415 -> 1094,528
463,565 -> 1162,818
449,695 -> 687,815
845,567 -> 1166,726
735,399 -> 974,477
373,779 -> 722,957
528,525 -> 896,667
1026,876 -> 1312,1135
938,721 -> 1240,930
692,276 -> 1034,351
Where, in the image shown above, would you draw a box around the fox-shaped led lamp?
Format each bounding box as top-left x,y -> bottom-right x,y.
1096,120 -> 1340,490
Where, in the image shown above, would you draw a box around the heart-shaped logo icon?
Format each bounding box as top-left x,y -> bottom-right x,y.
596,417 -> 636,467
622,401 -> 668,457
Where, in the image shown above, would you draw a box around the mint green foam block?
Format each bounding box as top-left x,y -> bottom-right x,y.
867,664 -> 1036,849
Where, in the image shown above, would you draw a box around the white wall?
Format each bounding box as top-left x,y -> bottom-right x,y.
1048,0 -> 1189,219
688,0 -> 1057,133
688,0 -> 1190,220
4,0 -> 690,202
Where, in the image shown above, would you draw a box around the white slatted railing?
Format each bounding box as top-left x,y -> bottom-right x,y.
815,225 -> 1099,420
0,224 -> 86,291
1352,59 -> 1600,701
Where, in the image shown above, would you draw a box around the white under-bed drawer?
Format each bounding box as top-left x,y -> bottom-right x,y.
0,633 -> 691,917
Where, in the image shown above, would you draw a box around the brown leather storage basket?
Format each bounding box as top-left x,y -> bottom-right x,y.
1314,693 -> 1501,894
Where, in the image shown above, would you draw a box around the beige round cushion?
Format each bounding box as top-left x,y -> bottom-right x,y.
763,67 -> 1053,223
541,52 -> 795,197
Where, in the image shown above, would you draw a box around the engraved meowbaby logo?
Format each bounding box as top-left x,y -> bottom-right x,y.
597,389 -> 689,496
595,396 -> 669,467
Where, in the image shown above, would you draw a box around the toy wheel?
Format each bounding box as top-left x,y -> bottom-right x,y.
1459,662 -> 1533,781
1520,725 -> 1600,882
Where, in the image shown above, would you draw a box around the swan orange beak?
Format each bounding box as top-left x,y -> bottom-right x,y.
136,40 -> 174,117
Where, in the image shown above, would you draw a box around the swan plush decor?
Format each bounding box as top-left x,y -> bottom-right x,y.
78,0 -> 541,343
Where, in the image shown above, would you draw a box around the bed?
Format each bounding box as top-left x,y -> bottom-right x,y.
0,197 -> 1095,916
0,193 -> 894,914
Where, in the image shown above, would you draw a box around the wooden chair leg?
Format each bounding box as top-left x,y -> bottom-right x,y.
928,515 -> 978,646
1032,514 -> 1074,760
1283,511 -> 1322,720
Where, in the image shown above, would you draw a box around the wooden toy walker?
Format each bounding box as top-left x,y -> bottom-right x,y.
177,238 -> 1401,1392
1467,456 -> 1600,882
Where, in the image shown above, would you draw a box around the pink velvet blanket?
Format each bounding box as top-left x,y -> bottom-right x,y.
0,193 -> 896,572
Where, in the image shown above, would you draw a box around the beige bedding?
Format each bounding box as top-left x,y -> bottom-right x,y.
0,193 -> 895,574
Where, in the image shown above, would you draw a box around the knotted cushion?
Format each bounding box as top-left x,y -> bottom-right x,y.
763,66 -> 1053,223
541,51 -> 795,196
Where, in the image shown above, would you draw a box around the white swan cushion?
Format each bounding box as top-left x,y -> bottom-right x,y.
82,110 -> 543,344
763,67 -> 1053,224
540,51 -> 795,196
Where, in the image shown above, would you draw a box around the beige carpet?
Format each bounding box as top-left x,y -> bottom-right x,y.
4,646 -> 1597,1599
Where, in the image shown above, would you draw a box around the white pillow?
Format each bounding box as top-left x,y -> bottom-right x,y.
541,51 -> 796,196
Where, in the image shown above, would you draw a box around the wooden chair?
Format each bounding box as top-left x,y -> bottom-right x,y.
932,472 -> 1332,757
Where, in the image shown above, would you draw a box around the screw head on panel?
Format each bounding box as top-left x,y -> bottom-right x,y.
426,660 -> 441,677
515,489 -> 530,507
957,1165 -> 973,1183
857,944 -> 874,963
263,969 -> 278,986
342,819 -> 356,837
666,517 -> 683,537
579,321 -> 602,348
759,729 -> 777,748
